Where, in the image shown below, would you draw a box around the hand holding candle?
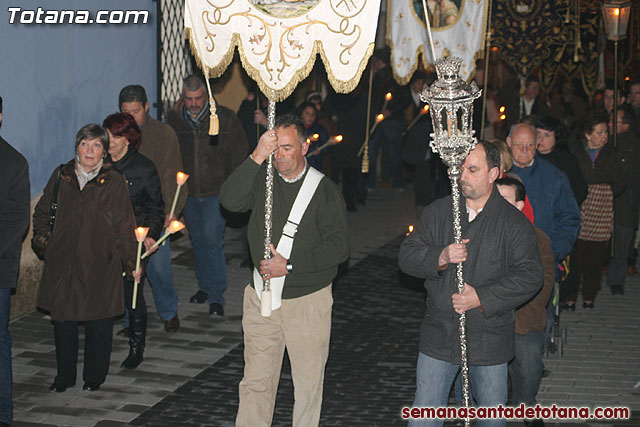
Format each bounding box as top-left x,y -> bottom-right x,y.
141,220 -> 185,259
132,227 -> 149,310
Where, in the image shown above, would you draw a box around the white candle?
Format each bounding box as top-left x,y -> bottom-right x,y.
369,114 -> 385,136
307,135 -> 343,156
141,220 -> 185,259
132,227 -> 149,310
168,171 -> 189,223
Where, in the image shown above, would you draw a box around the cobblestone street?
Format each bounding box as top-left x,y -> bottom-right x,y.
8,187 -> 640,426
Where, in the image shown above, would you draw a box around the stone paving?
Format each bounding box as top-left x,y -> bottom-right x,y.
8,186 -> 640,426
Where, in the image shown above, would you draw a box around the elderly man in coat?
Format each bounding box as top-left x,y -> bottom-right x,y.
399,141 -> 543,427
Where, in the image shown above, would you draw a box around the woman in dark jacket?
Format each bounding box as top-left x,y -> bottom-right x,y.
535,117 -> 588,306
103,113 -> 164,369
32,124 -> 138,392
564,111 -> 625,309
535,117 -> 588,206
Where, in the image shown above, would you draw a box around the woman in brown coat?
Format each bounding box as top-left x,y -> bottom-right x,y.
32,124 -> 138,392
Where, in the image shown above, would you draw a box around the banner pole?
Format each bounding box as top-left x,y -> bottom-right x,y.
480,0 -> 493,140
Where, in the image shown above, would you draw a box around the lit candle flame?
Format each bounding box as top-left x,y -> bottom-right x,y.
134,227 -> 149,242
306,138 -> 311,144
422,105 -> 430,114
499,105 -> 506,113
614,7 -> 619,16
176,171 -> 189,186
312,133 -> 319,140
406,224 -> 414,236
335,135 -> 343,142
376,113 -> 385,123
385,92 -> 392,101
500,114 -> 506,121
168,220 -> 186,234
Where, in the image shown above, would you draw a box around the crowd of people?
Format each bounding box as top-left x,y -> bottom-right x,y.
1,51 -> 640,426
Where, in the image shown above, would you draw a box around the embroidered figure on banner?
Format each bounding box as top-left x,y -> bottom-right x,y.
251,0 -> 320,18
413,0 -> 463,30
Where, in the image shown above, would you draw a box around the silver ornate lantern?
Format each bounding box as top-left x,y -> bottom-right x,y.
420,57 -> 481,425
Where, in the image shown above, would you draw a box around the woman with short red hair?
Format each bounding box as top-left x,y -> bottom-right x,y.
103,112 -> 164,369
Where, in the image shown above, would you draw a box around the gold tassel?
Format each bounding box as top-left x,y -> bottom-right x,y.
209,104 -> 220,136
204,72 -> 219,136
361,148 -> 370,174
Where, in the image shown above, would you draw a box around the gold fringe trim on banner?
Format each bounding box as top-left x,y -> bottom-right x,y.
384,0 -> 489,85
185,27 -> 375,103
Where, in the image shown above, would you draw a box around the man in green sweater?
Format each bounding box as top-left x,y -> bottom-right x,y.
220,114 -> 349,427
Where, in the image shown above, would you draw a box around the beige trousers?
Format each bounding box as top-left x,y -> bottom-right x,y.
236,284 -> 333,427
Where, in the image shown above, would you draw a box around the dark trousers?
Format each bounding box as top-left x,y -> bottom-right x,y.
628,229 -> 638,266
342,167 -> 359,209
509,330 -> 546,405
53,317 -> 114,386
0,288 -> 13,425
607,225 -> 634,290
565,239 -> 607,302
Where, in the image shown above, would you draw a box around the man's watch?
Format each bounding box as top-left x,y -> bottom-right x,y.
286,262 -> 293,273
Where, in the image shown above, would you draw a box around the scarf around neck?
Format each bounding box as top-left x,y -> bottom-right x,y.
75,158 -> 103,190
182,101 -> 209,131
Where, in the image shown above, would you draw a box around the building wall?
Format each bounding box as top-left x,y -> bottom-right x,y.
0,0 -> 157,319
0,0 -> 157,197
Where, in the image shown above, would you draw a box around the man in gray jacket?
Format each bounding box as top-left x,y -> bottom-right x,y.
399,141 -> 543,427
167,75 -> 248,316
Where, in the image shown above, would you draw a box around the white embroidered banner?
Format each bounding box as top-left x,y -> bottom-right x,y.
387,0 -> 488,84
185,0 -> 381,101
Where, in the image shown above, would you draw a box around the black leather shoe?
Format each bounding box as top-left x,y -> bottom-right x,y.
583,301 -> 594,309
83,382 -> 101,391
49,382 -> 75,392
189,290 -> 208,304
561,302 -> 576,311
164,315 -> 180,333
610,285 -> 625,295
209,302 -> 224,316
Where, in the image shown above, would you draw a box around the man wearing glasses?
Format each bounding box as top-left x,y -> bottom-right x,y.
508,122 -> 580,267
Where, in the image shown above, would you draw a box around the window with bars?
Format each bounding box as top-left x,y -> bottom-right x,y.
159,0 -> 194,120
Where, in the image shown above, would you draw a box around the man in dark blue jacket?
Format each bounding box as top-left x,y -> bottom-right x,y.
0,96 -> 31,427
508,123 -> 581,265
399,141 -> 543,427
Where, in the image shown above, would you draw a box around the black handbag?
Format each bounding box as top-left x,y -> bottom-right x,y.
48,165 -> 63,232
